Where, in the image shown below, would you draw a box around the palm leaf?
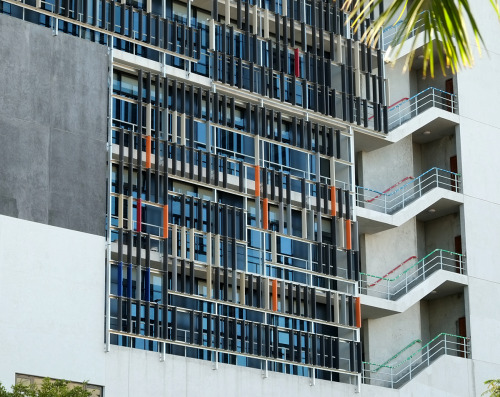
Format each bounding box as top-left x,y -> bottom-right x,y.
341,0 -> 500,77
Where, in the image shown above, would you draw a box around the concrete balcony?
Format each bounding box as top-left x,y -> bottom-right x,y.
359,249 -> 467,319
355,168 -> 463,234
362,333 -> 470,389
354,87 -> 459,152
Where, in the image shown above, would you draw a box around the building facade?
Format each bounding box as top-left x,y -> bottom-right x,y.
0,0 -> 499,395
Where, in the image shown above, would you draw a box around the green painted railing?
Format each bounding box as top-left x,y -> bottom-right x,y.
359,249 -> 465,300
362,333 -> 470,388
374,339 -> 422,372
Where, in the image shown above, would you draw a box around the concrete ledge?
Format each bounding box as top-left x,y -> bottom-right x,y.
357,187 -> 464,234
361,270 -> 468,318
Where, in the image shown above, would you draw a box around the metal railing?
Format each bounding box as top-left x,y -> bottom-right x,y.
362,333 -> 470,388
381,11 -> 429,51
387,87 -> 458,130
356,167 -> 461,215
360,249 -> 465,300
375,339 -> 421,371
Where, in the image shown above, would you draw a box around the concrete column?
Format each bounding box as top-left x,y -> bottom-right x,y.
206,232 -> 212,265
225,0 -> 230,24
333,292 -> 340,323
181,226 -> 187,259
330,157 -> 336,183
253,6 -> 258,34
271,231 -> 277,264
146,103 -> 152,136
206,264 -> 212,298
337,37 -> 343,64
189,228 -> 195,259
264,278 -> 270,310
172,225 -> 178,257
172,111 -> 178,143
180,113 -> 186,146
215,234 -> 221,267
240,271 -> 246,305
264,10 -> 270,39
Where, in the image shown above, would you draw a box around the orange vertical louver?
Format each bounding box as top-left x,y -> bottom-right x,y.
330,186 -> 336,216
163,204 -> 169,239
255,165 -> 261,197
272,279 -> 278,312
145,136 -> 152,169
263,198 -> 268,230
355,297 -> 361,328
346,219 -> 352,250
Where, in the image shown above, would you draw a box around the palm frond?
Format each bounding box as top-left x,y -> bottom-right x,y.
341,0 -> 497,77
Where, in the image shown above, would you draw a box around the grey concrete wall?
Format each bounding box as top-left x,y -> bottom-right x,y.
424,213 -> 461,254
364,218 -> 418,277
416,134 -> 457,176
0,14 -> 108,236
427,293 -> 465,338
360,135 -> 414,192
365,302 -> 423,365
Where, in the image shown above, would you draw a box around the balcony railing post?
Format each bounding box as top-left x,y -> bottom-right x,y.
390,367 -> 394,389
422,257 -> 426,280
387,280 -> 390,300
444,334 -> 447,355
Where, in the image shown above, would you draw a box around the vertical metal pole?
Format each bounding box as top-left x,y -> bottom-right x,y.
105,46 -> 114,353
423,256 -> 426,280
161,342 -> 166,361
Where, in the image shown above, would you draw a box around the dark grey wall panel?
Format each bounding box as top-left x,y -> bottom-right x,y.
0,15 -> 108,236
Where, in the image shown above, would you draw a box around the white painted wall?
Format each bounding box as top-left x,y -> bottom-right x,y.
455,13 -> 500,391
0,215 -> 106,388
0,216 -> 486,396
